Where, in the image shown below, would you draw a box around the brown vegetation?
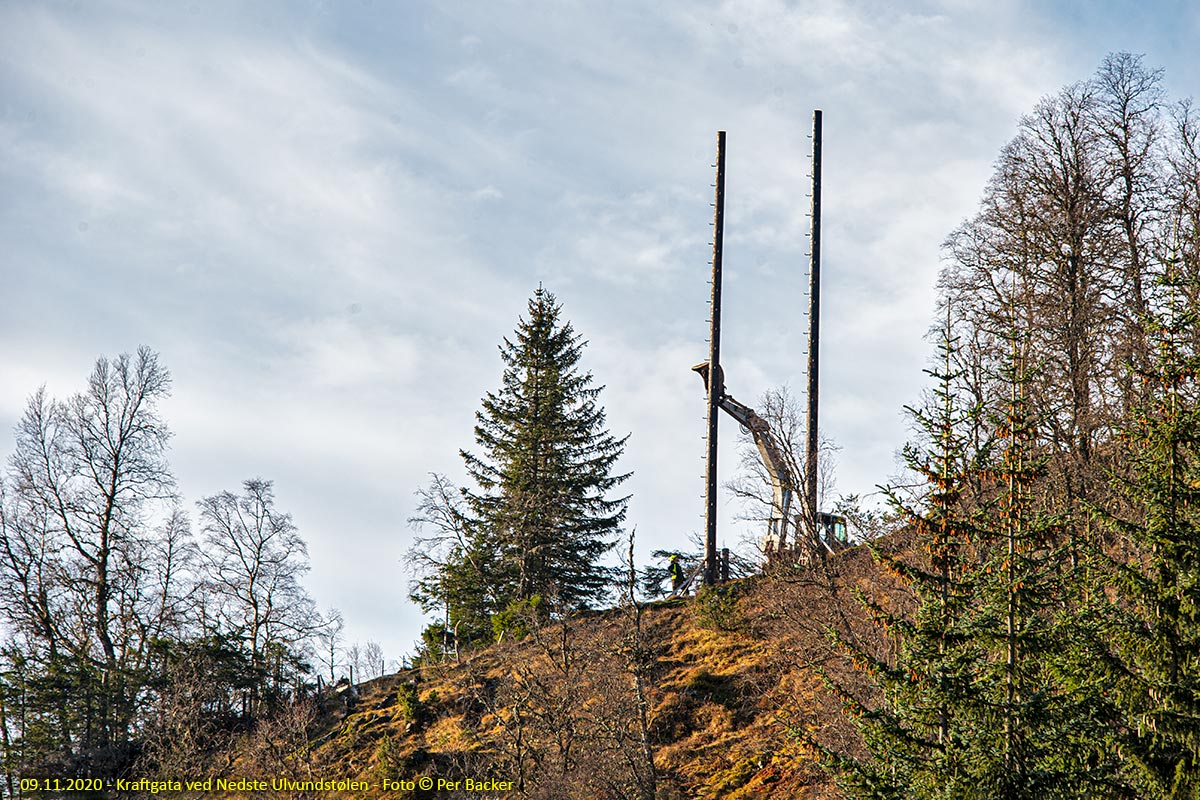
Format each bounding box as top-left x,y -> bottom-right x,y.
291,543 -> 902,800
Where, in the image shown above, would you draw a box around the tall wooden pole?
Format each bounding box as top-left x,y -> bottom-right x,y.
704,131 -> 727,586
805,111 -> 823,539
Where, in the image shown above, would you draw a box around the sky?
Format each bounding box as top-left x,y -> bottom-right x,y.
2,0 -> 1198,667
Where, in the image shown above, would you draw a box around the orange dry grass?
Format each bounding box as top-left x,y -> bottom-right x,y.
305,542 -> 906,799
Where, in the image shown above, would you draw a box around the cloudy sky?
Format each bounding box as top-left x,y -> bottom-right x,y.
2,0 -> 1198,664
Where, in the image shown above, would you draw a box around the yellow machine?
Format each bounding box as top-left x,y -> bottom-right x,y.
693,362 -> 849,561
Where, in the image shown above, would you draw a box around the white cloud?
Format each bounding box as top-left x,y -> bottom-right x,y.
274,315 -> 422,390
3,0 -> 1197,662
472,185 -> 504,200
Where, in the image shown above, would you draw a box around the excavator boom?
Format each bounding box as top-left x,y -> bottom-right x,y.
693,362 -> 796,553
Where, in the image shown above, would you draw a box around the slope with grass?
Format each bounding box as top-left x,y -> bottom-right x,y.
288,541 -> 902,800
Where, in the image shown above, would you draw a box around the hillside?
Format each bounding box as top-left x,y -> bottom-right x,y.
295,541 -> 904,800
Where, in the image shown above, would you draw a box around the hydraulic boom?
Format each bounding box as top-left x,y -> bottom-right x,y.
692,362 -> 795,555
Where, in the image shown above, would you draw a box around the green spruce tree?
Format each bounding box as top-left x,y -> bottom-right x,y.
820,316 -> 984,799
458,287 -> 630,632
915,293 -> 1108,800
960,323 -> 1083,800
1097,262 -> 1200,798
829,308 -> 1108,799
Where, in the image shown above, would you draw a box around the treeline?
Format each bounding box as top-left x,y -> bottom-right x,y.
822,54 -> 1200,799
0,288 -> 636,793
0,348 -> 342,788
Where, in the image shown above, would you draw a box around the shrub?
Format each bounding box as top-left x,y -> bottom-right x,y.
693,584 -> 746,633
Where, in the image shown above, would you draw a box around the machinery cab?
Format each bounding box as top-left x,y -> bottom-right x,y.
816,512 -> 849,549
784,511 -> 852,566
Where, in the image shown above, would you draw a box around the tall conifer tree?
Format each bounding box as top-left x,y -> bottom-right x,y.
961,319 -> 1082,800
458,287 -> 630,627
829,311 -> 1109,799
820,318 -> 983,799
1097,262 -> 1200,798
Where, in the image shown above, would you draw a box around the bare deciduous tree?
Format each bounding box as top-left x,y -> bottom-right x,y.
197,479 -> 319,708
406,472 -> 492,652
345,641 -> 362,685
724,385 -> 842,556
0,347 -> 177,771
314,607 -> 344,684
363,640 -> 385,680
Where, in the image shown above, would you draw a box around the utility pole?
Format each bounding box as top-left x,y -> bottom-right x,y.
704,131 -> 727,586
805,110 -> 823,541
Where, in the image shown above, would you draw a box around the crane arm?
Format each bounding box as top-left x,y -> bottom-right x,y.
693,362 -> 796,552
692,362 -> 796,491
718,395 -> 796,493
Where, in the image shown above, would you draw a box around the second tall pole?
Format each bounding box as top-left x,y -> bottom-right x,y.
704,131 -> 727,587
805,111 -> 823,541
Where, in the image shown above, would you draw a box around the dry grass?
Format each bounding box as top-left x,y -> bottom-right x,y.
291,540 -> 907,799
